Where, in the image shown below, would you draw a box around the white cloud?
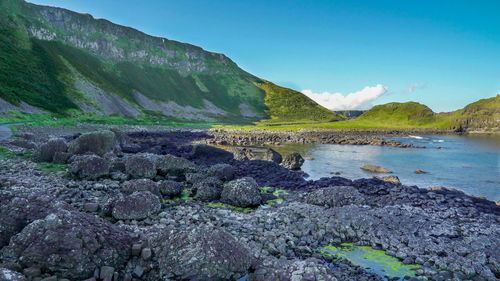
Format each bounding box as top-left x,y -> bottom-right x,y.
408,83 -> 425,93
301,84 -> 388,110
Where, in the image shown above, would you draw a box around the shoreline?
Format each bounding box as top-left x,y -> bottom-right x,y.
0,127 -> 498,281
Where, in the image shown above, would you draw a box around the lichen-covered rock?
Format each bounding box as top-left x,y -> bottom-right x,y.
262,148 -> 282,164
380,175 -> 401,184
249,258 -> 338,281
112,191 -> 161,220
151,226 -> 253,281
228,147 -> 254,161
68,130 -> 117,156
221,177 -> 262,207
69,155 -> 110,180
194,177 -> 223,201
306,186 -> 365,207
121,179 -> 159,196
0,190 -> 69,248
0,210 -> 132,280
185,172 -> 210,184
158,180 -> 185,198
207,163 -> 236,181
280,152 -> 304,170
189,144 -> 233,164
0,268 -> 27,281
52,152 -> 71,164
32,138 -> 67,162
125,153 -> 158,179
156,154 -> 197,177
361,164 -> 392,173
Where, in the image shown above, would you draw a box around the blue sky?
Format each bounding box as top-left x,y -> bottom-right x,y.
29,0 -> 500,112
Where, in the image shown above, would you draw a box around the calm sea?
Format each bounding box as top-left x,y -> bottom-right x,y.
270,135 -> 500,201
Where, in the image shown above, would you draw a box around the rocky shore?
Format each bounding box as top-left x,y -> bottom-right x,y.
0,127 -> 498,281
206,128 -> 453,148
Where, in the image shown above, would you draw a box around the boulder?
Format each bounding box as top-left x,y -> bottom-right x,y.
32,138 -> 67,162
0,210 -> 132,280
52,152 -> 71,164
185,172 -> 209,185
261,148 -> 282,164
0,268 -> 27,281
69,155 -> 110,180
221,177 -> 262,207
207,163 -> 236,181
8,139 -> 37,150
415,169 -> 427,174
121,179 -> 160,196
156,154 -> 197,177
189,144 -> 233,164
280,152 -> 304,170
68,130 -> 116,156
125,153 -> 158,179
158,180 -> 186,198
306,186 -> 366,207
0,190 -> 69,248
151,226 -> 253,281
360,164 -> 392,173
112,191 -> 161,220
380,175 -> 401,184
194,177 -> 223,201
229,147 -> 254,161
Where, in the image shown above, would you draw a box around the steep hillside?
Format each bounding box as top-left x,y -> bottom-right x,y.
442,95 -> 500,132
0,0 -> 340,124
255,81 -> 343,125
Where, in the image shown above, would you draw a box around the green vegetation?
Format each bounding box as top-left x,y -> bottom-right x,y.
255,81 -> 345,125
207,202 -> 253,212
164,189 -> 194,203
36,162 -> 68,172
321,243 -> 421,279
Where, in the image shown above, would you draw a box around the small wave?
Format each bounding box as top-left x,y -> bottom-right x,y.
432,140 -> 445,143
409,135 -> 424,139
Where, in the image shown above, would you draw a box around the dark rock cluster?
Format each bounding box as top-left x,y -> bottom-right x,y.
0,128 -> 498,281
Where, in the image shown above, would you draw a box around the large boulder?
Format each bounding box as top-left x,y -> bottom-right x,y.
189,144 -> 234,164
0,210 -> 132,280
156,154 -> 197,177
207,163 -> 236,181
194,177 -> 223,201
68,130 -> 117,156
280,152 -> 304,170
158,180 -> 186,198
112,191 -> 161,220
0,268 -> 27,281
0,190 -> 69,248
262,148 -> 282,164
379,175 -> 401,184
32,138 -> 67,162
360,164 -> 392,173
151,226 -> 253,281
69,155 -> 110,180
221,177 -> 262,207
124,153 -> 158,179
306,186 -> 366,207
121,179 -> 160,196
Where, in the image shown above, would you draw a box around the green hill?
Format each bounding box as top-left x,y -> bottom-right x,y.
356,102 -> 437,126
0,0 -> 340,124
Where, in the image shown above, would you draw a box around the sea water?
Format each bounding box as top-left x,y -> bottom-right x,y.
270,135 -> 500,201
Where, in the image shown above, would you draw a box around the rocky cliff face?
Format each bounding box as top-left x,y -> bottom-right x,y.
27,3 -> 235,74
0,0 -> 271,122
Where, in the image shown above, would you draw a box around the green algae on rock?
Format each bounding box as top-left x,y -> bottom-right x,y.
321,243 -> 421,279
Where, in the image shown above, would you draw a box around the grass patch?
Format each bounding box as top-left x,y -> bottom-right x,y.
207,202 -> 253,213
36,162 -> 68,172
163,188 -> 193,203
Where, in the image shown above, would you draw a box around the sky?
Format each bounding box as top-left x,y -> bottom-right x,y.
28,0 -> 500,112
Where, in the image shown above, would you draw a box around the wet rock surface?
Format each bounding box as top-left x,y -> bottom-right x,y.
0,127 -> 498,281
